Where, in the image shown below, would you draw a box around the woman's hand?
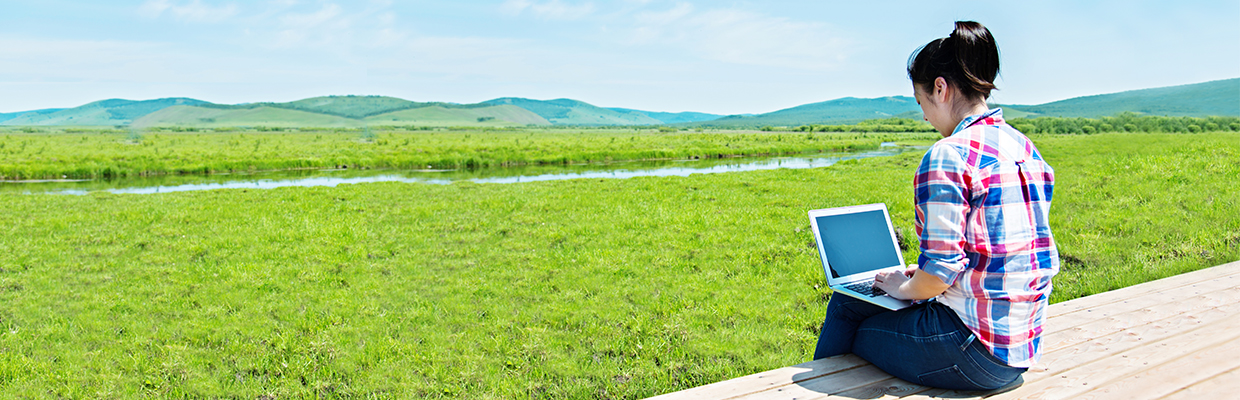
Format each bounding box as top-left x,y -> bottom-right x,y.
874,268 -> 912,297
874,264 -> 950,300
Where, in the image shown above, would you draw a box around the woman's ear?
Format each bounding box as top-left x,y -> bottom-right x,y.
933,77 -> 950,103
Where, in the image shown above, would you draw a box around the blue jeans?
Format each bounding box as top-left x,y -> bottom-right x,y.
813,294 -> 1026,391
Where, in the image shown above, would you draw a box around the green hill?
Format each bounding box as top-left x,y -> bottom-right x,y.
364,105 -> 549,126
1000,78 -> 1240,118
480,98 -> 721,125
687,78 -> 1239,128
0,108 -> 64,123
482,98 -> 665,125
605,108 -> 722,124
4,98 -> 207,126
268,95 -> 424,118
133,106 -> 362,128
249,95 -> 498,119
5,78 -> 1235,128
132,104 -> 548,128
692,96 -> 923,128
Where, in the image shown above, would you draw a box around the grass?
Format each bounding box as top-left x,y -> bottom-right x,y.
0,128 -> 934,180
1034,133 -> 1240,301
0,132 -> 1236,398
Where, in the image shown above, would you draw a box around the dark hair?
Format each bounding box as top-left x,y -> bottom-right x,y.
907,21 -> 1000,100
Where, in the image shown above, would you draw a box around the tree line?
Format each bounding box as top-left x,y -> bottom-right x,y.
1007,113 -> 1240,134
768,113 -> 1240,134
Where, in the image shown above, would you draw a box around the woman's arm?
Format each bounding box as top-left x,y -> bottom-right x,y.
910,143 -> 975,296
874,266 -> 950,301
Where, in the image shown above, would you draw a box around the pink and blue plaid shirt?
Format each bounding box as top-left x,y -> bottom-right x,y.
914,108 -> 1059,368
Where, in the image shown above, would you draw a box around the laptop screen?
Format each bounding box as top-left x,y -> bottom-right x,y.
814,209 -> 902,279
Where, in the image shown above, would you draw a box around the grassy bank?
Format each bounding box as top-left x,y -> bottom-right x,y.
0,132 -> 1235,398
0,128 -> 936,180
1033,133 -> 1240,301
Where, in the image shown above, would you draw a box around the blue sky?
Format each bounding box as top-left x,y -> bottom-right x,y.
2,0 -> 1238,114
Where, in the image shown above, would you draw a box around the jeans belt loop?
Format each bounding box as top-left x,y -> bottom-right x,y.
960,333 -> 977,351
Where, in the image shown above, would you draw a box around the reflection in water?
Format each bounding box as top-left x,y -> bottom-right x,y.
7,144 -> 923,195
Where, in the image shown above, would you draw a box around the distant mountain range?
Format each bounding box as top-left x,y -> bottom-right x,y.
694,96 -> 924,128
998,78 -> 1240,118
1,78 -> 1235,128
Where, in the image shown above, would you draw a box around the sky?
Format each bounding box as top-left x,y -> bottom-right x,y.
2,0 -> 1238,115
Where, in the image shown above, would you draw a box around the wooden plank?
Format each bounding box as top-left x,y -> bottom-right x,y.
1046,272 -> 1240,331
731,365 -> 896,400
900,383 -> 1013,399
1041,286 -> 1240,353
985,312 -> 1240,400
1046,261 -> 1240,317
898,298 -> 1240,398
647,261 -> 1240,400
644,354 -> 869,400
1159,366 -> 1240,400
1071,338 -> 1240,399
895,375 -> 1027,400
824,376 -> 931,399
1046,260 -> 1240,317
904,301 -> 1240,399
1033,301 -> 1240,383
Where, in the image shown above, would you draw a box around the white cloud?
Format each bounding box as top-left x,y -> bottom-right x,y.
279,3 -> 342,27
626,3 -> 850,70
502,0 -> 595,20
0,37 -> 166,79
138,0 -> 238,22
274,3 -> 347,47
254,2 -> 417,53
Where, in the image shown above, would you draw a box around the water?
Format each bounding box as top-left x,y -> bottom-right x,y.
5,143 -> 924,195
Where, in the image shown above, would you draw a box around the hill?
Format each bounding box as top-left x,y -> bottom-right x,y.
132,105 -> 361,128
132,103 -> 548,128
266,95 -> 425,118
0,108 -> 64,123
249,95 -> 501,119
4,77 -> 1236,128
482,98 -> 663,125
480,98 -> 721,125
691,96 -> 923,128
4,98 -> 207,126
1000,78 -> 1240,118
687,78 -> 1240,128
605,108 -> 722,124
363,105 -> 549,126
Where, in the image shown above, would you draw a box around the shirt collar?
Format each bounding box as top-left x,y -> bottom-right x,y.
951,107 -> 1004,135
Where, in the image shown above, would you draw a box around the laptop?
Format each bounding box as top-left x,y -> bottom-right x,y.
808,203 -> 912,310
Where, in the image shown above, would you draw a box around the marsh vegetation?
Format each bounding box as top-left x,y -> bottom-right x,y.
0,127 -> 1235,398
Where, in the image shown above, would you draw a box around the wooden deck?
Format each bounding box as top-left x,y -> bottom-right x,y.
649,260 -> 1240,400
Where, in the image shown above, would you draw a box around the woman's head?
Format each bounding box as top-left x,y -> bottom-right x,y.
909,21 -> 1000,100
908,21 -> 1000,135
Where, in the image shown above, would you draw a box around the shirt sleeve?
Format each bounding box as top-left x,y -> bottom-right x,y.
914,143 -> 973,286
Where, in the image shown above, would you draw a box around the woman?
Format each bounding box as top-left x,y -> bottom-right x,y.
811,21 -> 1059,391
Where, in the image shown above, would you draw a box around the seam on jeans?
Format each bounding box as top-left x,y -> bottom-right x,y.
962,341 -> 1008,386
855,328 -> 960,342
917,364 -> 985,390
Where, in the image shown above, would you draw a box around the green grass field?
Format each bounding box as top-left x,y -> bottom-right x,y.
0,132 -> 1236,398
0,128 -> 932,180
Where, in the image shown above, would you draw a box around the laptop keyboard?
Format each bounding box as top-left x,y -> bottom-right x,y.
844,281 -> 887,297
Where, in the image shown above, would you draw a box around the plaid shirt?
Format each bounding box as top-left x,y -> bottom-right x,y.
914,108 -> 1059,368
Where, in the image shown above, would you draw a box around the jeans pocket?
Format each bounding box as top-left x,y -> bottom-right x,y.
917,365 -> 986,391
960,338 -> 1024,388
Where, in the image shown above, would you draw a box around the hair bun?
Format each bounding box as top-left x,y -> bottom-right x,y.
907,21 -> 1000,99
